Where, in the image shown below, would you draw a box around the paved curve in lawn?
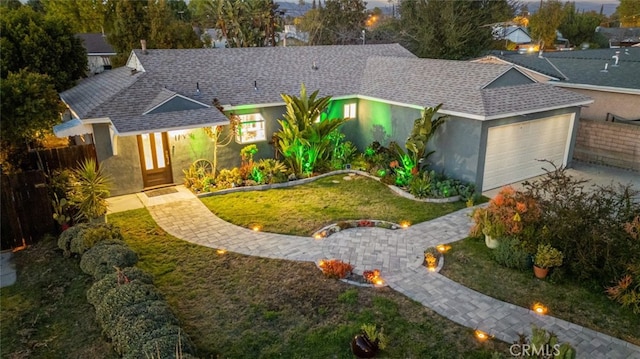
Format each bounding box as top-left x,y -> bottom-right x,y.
147,191 -> 640,359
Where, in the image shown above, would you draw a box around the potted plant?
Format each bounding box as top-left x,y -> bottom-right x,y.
470,208 -> 502,249
70,158 -> 112,223
351,323 -> 388,358
533,244 -> 563,279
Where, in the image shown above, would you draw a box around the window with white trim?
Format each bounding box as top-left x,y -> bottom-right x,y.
344,103 -> 357,119
235,113 -> 266,144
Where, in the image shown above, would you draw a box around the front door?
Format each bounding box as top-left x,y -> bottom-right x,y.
137,132 -> 173,188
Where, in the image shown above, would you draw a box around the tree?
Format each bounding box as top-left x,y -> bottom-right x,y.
617,0 -> 640,27
41,0 -> 107,33
558,3 -> 604,47
398,0 -> 514,59
529,0 -> 565,50
318,0 -> 367,45
0,6 -> 87,91
0,70 -> 66,172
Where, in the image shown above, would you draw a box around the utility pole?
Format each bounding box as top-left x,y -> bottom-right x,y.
361,29 -> 365,45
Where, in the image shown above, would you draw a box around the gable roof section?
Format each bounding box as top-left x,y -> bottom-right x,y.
482,82 -> 592,119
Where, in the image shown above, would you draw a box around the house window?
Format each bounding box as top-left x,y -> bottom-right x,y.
235,113 -> 266,144
344,103 -> 357,119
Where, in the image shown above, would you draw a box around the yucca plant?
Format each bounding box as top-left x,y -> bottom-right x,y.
70,158 -> 111,223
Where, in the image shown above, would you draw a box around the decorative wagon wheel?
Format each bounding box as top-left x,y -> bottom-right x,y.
192,159 -> 213,179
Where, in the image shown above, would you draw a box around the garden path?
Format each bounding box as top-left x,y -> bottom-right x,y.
144,190 -> 640,359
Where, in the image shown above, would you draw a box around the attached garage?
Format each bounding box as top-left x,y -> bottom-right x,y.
482,113 -> 575,191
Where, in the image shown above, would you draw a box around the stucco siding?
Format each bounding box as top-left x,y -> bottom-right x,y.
428,116 -> 482,185
347,99 -> 420,150
102,136 -> 144,196
562,88 -> 640,121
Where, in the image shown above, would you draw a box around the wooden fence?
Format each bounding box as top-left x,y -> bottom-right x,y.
1,171 -> 54,250
1,144 -> 97,250
28,144 -> 97,173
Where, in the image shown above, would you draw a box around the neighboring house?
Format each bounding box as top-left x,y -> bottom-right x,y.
474,48 -> 640,121
76,33 -> 116,75
55,44 -> 591,196
596,27 -> 640,48
494,25 -> 532,45
201,28 -> 228,48
278,25 -> 310,46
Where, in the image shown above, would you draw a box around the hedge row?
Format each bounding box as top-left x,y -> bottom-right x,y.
59,223 -> 197,358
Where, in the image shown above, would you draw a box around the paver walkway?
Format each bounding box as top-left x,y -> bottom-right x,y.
144,188 -> 640,359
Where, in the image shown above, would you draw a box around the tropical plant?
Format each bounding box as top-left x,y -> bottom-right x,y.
52,193 -> 71,226
513,325 -> 576,359
534,244 -> 563,269
408,172 -> 431,198
254,158 -> 288,184
274,83 -> 347,176
70,158 -> 111,222
607,264 -> 640,314
405,104 -> 447,170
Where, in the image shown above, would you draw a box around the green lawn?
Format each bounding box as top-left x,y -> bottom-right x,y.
440,237 -> 640,346
0,237 -> 116,359
110,209 -> 508,358
201,174 -> 468,236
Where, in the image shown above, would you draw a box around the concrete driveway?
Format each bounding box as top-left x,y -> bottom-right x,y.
483,161 -> 640,199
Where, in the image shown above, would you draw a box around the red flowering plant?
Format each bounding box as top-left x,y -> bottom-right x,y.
470,186 -> 541,240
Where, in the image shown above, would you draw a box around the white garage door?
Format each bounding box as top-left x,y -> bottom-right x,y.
482,114 -> 574,191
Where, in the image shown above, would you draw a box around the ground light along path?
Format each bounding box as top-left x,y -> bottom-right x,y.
147,193 -> 640,359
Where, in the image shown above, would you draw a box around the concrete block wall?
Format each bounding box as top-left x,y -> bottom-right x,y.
573,119 -> 640,171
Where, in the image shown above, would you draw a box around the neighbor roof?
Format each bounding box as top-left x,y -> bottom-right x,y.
60,44 -> 592,134
76,33 -> 116,55
485,48 -> 640,91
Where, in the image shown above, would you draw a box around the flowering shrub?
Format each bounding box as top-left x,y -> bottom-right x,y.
470,186 -> 541,240
319,259 -> 354,279
363,269 -> 380,284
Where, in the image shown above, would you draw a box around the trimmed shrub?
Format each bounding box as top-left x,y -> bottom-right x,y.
138,326 -> 196,359
87,267 -> 153,307
95,281 -> 162,329
69,223 -> 124,256
112,300 -> 180,355
491,237 -> 532,271
80,243 -> 138,280
57,223 -> 90,256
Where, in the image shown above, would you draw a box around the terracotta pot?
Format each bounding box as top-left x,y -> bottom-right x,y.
351,334 -> 379,358
533,265 -> 549,279
484,234 -> 499,249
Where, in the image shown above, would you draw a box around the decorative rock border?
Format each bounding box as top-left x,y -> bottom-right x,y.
315,259 -> 388,288
197,169 -> 461,203
311,219 -> 403,239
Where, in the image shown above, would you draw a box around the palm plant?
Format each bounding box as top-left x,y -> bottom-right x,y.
275,83 -> 347,176
70,158 -> 111,223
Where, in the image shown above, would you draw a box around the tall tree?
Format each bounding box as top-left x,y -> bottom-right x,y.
41,0 -> 107,33
398,0 -> 514,59
558,3 -> 604,47
318,0 -> 367,45
529,0 -> 565,50
201,0 -> 281,47
0,6 -> 87,91
617,0 -> 640,27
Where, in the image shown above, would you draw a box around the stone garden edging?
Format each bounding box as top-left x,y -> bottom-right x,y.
196,169 -> 461,203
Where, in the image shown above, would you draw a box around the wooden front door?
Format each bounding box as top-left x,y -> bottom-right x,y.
137,132 -> 173,188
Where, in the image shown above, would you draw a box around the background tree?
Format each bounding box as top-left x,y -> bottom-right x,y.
318,0 -> 367,45
398,0 -> 514,59
0,5 -> 87,91
41,0 -> 107,33
529,0 -> 565,50
0,70 -> 66,172
616,0 -> 640,27
558,3 -> 605,47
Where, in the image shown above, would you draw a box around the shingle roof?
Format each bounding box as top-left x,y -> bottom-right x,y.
61,44 -> 592,134
486,48 -> 640,90
359,56 -> 513,115
76,33 -> 116,55
482,82 -> 592,117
